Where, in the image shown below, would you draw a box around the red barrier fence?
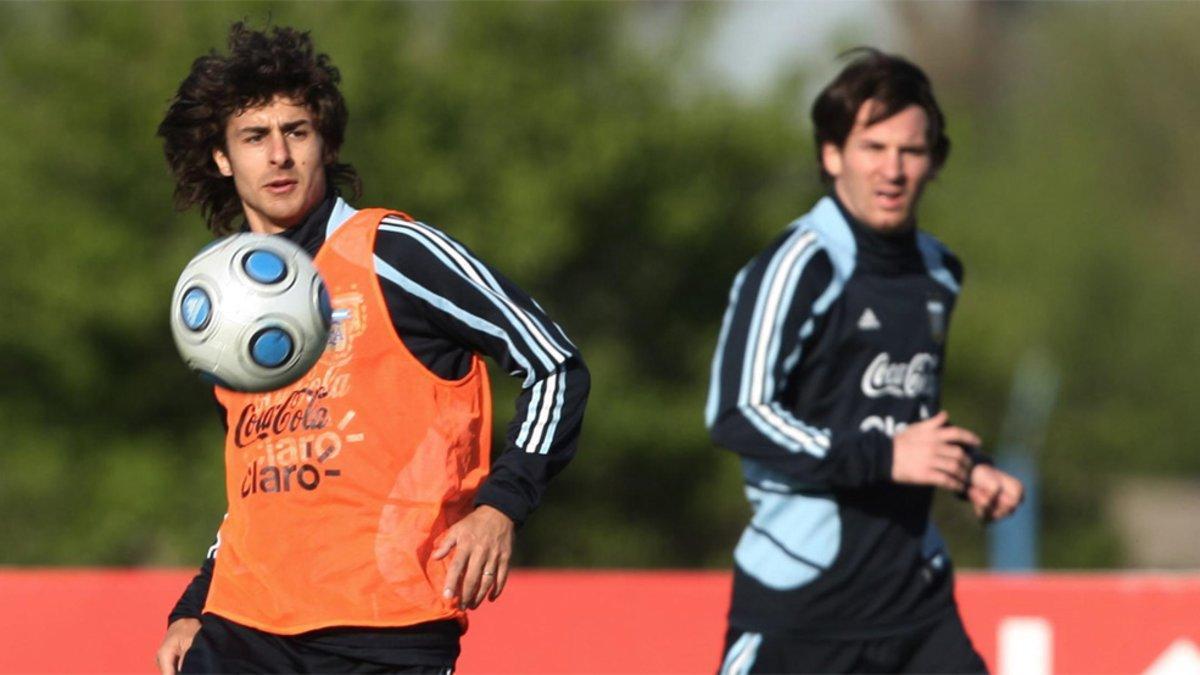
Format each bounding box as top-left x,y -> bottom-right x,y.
2,570 -> 1198,674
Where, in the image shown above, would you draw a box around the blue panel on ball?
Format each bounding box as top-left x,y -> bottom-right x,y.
317,282 -> 333,329
243,250 -> 287,284
180,287 -> 212,331
250,328 -> 294,368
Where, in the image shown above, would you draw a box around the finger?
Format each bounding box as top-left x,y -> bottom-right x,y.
934,456 -> 969,484
968,462 -> 992,482
967,482 -> 992,508
934,453 -> 971,487
443,546 -> 469,601
982,486 -> 1003,521
994,488 -> 1021,519
932,467 -> 965,493
432,531 -> 458,561
938,426 -> 981,448
474,559 -> 497,608
967,486 -> 987,517
1007,479 -> 1026,506
919,411 -> 950,428
489,554 -> 511,602
985,505 -> 1006,522
460,549 -> 487,610
933,442 -> 968,464
155,649 -> 176,675
958,454 -> 974,479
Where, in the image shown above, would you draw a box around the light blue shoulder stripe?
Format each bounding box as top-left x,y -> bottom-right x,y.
917,231 -> 960,294
387,218 -> 574,360
770,198 -> 855,333
760,242 -> 821,403
738,228 -> 812,406
756,240 -> 832,453
805,196 -> 857,288
372,254 -> 536,382
378,222 -> 557,375
325,197 -> 358,239
734,198 -> 855,455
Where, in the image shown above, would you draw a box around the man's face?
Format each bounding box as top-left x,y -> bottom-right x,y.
212,96 -> 328,234
821,101 -> 936,233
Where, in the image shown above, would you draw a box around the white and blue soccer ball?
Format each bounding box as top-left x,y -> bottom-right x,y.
170,233 -> 332,393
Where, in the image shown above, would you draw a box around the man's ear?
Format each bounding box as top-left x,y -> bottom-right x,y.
212,146 -> 233,177
821,142 -> 843,179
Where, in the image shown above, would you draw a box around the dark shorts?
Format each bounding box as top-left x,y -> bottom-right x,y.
719,610 -> 987,674
180,613 -> 460,674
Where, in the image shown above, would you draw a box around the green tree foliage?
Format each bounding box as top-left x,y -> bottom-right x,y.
1,1 -> 1196,570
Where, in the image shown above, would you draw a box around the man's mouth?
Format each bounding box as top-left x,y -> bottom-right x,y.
265,178 -> 298,194
875,189 -> 905,210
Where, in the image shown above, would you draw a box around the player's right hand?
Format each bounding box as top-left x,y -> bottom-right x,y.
155,617 -> 200,675
891,411 -> 979,492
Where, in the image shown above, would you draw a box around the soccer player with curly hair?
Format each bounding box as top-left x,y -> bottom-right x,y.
155,22 -> 589,674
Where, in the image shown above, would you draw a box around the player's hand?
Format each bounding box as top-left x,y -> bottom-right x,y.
155,617 -> 200,675
966,464 -> 1024,523
891,411 -> 980,493
433,505 -> 515,610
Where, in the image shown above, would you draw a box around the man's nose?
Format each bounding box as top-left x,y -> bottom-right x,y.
882,150 -> 904,182
268,131 -> 293,167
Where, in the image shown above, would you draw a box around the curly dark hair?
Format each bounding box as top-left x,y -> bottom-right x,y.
811,47 -> 950,184
158,22 -> 361,234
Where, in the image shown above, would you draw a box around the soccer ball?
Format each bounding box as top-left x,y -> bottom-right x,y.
170,233 -> 332,393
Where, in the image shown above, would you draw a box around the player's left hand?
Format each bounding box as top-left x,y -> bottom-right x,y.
433,504 -> 515,610
966,464 -> 1024,523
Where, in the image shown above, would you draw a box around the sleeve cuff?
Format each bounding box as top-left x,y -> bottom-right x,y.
167,558 -> 214,626
830,430 -> 893,487
474,481 -> 532,527
167,611 -> 201,626
863,430 -> 893,485
967,447 -> 994,466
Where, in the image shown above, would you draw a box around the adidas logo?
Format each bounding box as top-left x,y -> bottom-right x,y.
858,308 -> 881,331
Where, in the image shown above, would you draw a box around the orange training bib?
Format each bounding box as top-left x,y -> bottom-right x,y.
204,209 -> 492,634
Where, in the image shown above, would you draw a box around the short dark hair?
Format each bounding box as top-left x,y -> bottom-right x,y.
158,22 -> 361,235
810,47 -> 950,183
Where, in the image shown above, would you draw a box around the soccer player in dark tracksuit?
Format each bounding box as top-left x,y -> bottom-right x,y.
706,49 -> 1023,674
